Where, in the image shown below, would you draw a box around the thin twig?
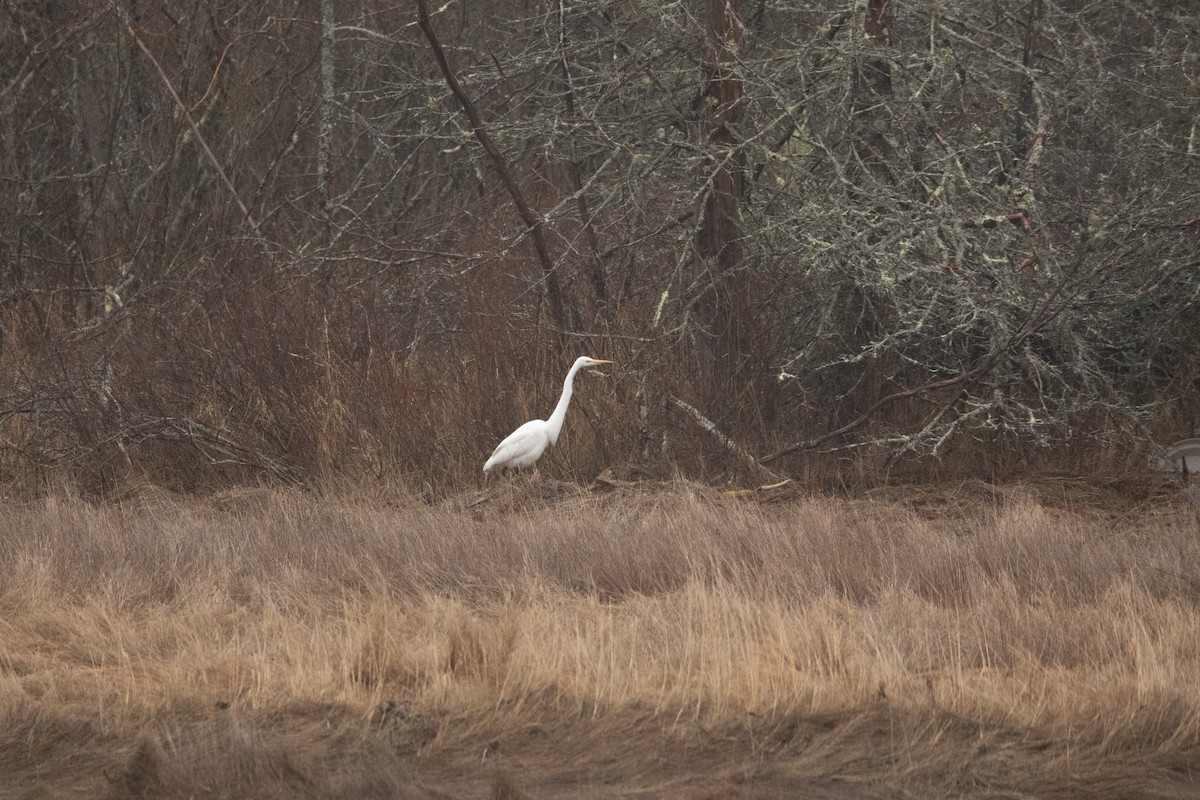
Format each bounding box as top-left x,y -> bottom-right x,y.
110,2 -> 260,235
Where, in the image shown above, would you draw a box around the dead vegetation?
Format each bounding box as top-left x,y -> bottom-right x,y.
1,480 -> 1198,798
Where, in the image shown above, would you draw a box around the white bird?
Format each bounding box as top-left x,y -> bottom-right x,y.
483,356 -> 612,473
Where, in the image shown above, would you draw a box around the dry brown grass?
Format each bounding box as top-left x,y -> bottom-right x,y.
1,479 -> 1198,798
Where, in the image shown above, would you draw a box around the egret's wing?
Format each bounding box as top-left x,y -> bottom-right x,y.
483,420 -> 548,471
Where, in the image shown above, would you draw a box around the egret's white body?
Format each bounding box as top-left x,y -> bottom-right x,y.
483,356 -> 611,473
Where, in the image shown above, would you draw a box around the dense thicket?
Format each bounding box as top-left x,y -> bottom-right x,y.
1,1 -> 1196,491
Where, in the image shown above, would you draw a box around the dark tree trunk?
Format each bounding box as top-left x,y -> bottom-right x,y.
852,0 -> 894,174
695,0 -> 748,430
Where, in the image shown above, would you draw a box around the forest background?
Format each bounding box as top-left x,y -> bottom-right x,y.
3,0 -> 1198,495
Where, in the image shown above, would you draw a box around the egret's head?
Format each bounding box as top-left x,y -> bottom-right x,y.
575,355 -> 612,374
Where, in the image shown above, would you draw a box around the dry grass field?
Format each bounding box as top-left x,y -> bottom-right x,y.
2,478 -> 1199,799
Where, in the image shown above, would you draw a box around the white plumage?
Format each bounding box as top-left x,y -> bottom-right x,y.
483,356 -> 611,473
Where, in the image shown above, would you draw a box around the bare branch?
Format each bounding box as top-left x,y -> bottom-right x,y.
415,0 -> 569,330
110,2 -> 261,236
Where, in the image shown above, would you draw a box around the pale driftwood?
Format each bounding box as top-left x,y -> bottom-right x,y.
668,396 -> 783,483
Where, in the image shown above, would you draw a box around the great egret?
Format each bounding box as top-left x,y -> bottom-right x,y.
483,356 -> 612,473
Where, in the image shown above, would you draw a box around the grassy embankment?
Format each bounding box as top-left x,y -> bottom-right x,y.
1,478 -> 1198,798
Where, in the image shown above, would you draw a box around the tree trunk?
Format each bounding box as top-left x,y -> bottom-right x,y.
318,0 -> 335,222
843,0 -> 894,417
852,0 -> 894,173
694,0 -> 748,430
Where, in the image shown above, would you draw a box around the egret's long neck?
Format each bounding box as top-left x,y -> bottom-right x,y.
545,362 -> 582,445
